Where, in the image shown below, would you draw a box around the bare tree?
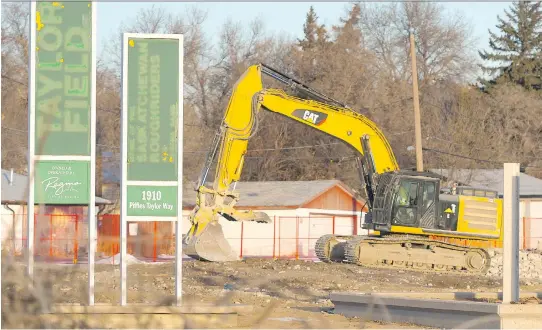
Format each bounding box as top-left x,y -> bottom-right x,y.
1,3 -> 30,172
418,80 -> 542,179
358,2 -> 478,84
4,0 -> 541,188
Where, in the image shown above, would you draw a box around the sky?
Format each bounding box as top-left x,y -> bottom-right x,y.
95,1 -> 513,58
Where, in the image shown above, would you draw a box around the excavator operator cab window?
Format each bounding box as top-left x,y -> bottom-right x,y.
408,183 -> 418,206
391,180 -> 419,227
422,182 -> 436,214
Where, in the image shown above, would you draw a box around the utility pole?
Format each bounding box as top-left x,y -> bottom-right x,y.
409,28 -> 424,172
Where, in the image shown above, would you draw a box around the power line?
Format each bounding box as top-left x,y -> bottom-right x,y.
1,74 -> 26,87
422,147 -> 542,170
1,125 -> 362,156
246,142 -> 342,152
1,126 -> 26,134
2,124 -> 537,162
4,126 -> 542,168
422,147 -> 501,165
98,142 -> 345,153
426,135 -> 494,153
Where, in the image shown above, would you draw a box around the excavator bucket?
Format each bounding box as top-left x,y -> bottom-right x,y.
183,207 -> 272,262
183,221 -> 240,262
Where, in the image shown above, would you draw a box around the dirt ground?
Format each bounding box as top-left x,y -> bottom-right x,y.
3,257 -> 542,329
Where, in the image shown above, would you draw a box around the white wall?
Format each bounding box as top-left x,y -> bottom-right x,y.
520,199 -> 542,249
180,208 -> 367,259
1,204 -> 25,254
179,198 -> 542,258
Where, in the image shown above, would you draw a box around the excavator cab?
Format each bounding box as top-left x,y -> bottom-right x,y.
363,171 -> 442,233
390,176 -> 439,228
362,168 -> 502,247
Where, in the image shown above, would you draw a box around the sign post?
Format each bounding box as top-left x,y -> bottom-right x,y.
28,1 -> 97,305
120,33 -> 183,306
503,163 -> 520,304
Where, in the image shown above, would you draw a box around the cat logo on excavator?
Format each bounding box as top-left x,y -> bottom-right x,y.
292,109 -> 328,126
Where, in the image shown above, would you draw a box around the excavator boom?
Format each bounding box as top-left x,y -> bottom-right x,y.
183,64 -> 399,262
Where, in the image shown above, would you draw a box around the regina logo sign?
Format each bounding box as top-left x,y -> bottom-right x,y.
292,109 -> 328,126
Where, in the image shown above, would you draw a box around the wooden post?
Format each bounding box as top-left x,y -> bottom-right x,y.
503,163 -> 520,304
409,28 -> 424,172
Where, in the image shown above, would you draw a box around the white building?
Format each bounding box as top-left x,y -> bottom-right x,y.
181,180 -> 368,259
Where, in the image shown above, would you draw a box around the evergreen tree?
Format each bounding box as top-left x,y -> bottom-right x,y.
478,1 -> 542,91
332,3 -> 363,51
298,6 -> 330,50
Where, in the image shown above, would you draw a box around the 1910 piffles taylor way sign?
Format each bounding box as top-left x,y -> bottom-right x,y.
33,1 -> 92,205
122,35 -> 182,218
120,33 -> 183,306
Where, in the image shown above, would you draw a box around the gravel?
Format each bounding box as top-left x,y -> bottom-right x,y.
487,248 -> 542,281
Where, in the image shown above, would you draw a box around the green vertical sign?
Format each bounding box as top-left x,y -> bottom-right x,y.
33,1 -> 92,204
126,38 -> 180,181
35,1 -> 92,156
124,36 -> 180,217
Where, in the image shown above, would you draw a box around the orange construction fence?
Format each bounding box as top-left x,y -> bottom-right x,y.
96,214 -> 361,260
2,215 -> 542,263
97,214 -> 175,261
4,214 -> 82,263
233,215 -> 361,260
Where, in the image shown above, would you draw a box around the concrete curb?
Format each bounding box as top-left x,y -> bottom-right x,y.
330,292 -> 542,329
44,303 -> 253,314
4,303 -> 252,329
358,291 -> 542,300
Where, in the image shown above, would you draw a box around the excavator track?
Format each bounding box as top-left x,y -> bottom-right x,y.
315,234 -> 352,263
316,234 -> 491,276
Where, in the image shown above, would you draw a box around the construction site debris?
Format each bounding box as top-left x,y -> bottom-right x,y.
487,249 -> 542,281
4,257 -> 542,329
96,253 -> 143,265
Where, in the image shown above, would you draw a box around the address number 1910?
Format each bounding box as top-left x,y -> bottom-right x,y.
141,190 -> 162,201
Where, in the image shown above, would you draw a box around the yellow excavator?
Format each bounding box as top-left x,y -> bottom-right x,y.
182,63 -> 504,274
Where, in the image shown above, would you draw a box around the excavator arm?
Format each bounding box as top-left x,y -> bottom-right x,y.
182,64 -> 399,262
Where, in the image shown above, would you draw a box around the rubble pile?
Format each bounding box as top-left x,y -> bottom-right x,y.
487,248 -> 542,281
